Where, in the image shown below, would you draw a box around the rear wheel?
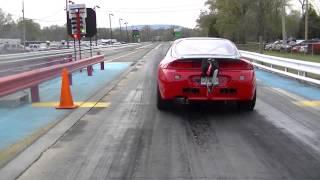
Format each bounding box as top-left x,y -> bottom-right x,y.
157,86 -> 170,110
238,91 -> 256,111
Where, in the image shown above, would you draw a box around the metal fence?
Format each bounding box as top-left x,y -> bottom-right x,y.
240,50 -> 320,86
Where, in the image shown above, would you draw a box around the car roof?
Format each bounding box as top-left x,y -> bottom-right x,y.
171,37 -> 240,59
173,37 -> 224,43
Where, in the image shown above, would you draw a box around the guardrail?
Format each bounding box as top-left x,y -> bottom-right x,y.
0,43 -> 144,101
240,50 -> 320,85
0,55 -> 105,102
0,43 -> 139,62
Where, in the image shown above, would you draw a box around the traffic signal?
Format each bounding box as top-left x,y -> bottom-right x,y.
68,4 -> 87,39
78,16 -> 86,35
85,8 -> 97,37
70,17 -> 78,35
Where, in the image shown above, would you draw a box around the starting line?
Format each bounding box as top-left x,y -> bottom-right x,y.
32,102 -> 110,108
294,101 -> 320,107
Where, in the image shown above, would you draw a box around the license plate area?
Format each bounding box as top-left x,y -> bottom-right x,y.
201,76 -> 220,86
201,77 -> 212,86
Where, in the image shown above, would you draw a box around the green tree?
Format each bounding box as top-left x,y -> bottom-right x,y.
298,6 -> 320,39
17,19 -> 41,41
197,11 -> 219,37
197,0 -> 292,43
286,10 -> 301,38
0,8 -> 19,39
40,25 -> 66,41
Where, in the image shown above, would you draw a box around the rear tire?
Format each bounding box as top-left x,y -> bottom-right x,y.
157,86 -> 170,110
238,91 -> 256,111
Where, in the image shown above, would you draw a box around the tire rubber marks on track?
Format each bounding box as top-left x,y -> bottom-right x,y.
257,100 -> 320,153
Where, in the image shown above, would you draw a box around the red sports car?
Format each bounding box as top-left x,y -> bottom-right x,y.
157,37 -> 256,111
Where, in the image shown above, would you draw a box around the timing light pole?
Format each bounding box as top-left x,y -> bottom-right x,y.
109,13 -> 114,45
66,0 -> 75,48
119,18 -> 123,42
124,22 -> 129,43
93,5 -> 100,46
22,0 -> 26,51
281,0 -> 287,43
305,0 -> 309,40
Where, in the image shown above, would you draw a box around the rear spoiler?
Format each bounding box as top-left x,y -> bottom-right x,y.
176,54 -> 241,60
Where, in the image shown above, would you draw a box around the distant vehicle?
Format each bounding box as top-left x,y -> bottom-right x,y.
265,40 -> 282,51
264,42 -> 273,50
39,43 -> 49,51
0,43 -> 27,54
48,44 -> 61,50
280,40 -> 296,52
101,39 -> 118,45
292,40 -> 306,53
291,39 -> 320,54
306,39 -> 320,54
157,37 -> 256,111
299,45 -> 308,53
27,44 -> 40,51
113,42 -> 121,45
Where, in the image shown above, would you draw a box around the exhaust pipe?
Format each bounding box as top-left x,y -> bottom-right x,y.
174,97 -> 189,104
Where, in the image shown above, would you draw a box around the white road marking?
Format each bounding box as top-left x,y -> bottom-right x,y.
104,51 -> 140,63
135,44 -> 153,50
155,44 -> 162,50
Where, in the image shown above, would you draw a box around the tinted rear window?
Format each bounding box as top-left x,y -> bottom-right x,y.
173,39 -> 238,57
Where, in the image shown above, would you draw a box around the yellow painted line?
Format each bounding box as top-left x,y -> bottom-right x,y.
294,101 -> 320,107
32,102 -> 110,108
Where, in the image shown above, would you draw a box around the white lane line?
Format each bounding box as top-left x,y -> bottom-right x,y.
104,50 -> 140,63
155,44 -> 162,50
135,43 -> 153,50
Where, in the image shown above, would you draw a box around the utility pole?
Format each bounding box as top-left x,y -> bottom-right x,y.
124,22 -> 129,43
119,18 -> 123,42
22,0 -> 26,51
281,0 -> 287,43
66,1 -> 74,48
65,0 -> 69,48
109,13 -> 113,44
93,5 -> 100,46
305,0 -> 309,40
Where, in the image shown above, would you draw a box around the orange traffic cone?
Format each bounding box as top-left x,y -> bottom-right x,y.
56,68 -> 78,109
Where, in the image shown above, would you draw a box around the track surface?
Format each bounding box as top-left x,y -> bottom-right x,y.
17,43 -> 320,180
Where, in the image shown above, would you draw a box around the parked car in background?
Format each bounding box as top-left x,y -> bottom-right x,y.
265,40 -> 281,50
48,44 -> 61,50
27,44 -> 40,51
274,41 -> 284,51
291,40 -> 306,53
39,43 -> 49,51
306,39 -> 320,54
0,43 -> 27,54
280,40 -> 299,52
264,42 -> 273,50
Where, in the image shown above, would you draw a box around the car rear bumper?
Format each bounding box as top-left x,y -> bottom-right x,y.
158,69 -> 256,101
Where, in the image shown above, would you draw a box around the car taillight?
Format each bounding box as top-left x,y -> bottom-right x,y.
166,60 -> 202,69
219,59 -> 253,70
